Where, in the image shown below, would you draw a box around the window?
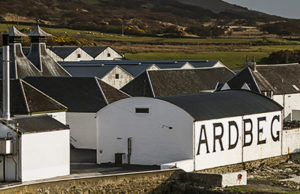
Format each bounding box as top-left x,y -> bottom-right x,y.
135,108 -> 149,114
107,53 -> 111,57
115,74 -> 119,79
77,54 -> 81,58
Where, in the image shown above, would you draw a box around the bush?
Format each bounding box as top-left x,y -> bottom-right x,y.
260,50 -> 300,64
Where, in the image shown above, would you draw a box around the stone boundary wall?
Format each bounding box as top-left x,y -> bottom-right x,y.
0,169 -> 183,194
0,154 -> 295,194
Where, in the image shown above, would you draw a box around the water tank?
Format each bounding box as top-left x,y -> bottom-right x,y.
0,138 -> 13,155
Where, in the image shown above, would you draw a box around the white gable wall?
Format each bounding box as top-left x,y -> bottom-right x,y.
273,93 -> 300,121
64,48 -> 93,62
181,62 -> 194,69
67,112 -> 97,149
94,47 -> 122,60
97,97 -> 194,165
101,66 -> 134,89
46,48 -> 63,62
213,61 -> 226,68
21,130 -> 70,182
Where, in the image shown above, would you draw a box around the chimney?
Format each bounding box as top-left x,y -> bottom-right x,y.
252,56 -> 257,72
2,34 -> 10,120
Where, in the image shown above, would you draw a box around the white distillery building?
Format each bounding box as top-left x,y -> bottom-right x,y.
81,46 -> 123,60
25,77 -> 129,150
223,63 -> 300,121
96,90 -> 283,171
0,116 -> 70,182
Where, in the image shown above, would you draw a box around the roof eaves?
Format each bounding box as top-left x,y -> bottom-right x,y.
146,70 -> 155,97
95,77 -> 109,105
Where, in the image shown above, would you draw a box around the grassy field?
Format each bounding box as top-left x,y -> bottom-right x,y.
1,23 -> 300,69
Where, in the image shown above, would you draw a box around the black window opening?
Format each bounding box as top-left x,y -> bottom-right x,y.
135,108 -> 149,114
107,53 -> 111,57
77,54 -> 81,58
115,74 -> 119,79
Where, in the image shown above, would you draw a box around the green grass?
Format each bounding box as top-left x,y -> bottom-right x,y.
1,23 -> 299,69
126,51 -> 268,69
1,23 -> 300,45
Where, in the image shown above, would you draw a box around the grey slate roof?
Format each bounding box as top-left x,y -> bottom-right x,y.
188,60 -> 221,68
0,79 -> 67,115
61,64 -> 116,78
226,67 -> 261,93
81,46 -> 108,58
122,67 -> 235,97
10,115 -> 69,134
48,46 -> 78,59
159,90 -> 282,121
254,64 -> 300,95
155,62 -> 189,69
24,77 -> 129,112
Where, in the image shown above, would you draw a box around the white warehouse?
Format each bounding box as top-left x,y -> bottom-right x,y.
97,90 -> 283,171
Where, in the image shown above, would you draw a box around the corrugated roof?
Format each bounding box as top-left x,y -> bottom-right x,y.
24,77 -> 129,112
48,46 -> 78,59
122,67 -> 235,97
159,90 -> 282,121
0,79 -> 67,115
11,115 -> 69,133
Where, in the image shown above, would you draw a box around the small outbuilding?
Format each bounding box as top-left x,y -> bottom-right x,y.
97,90 -> 283,171
0,115 -> 70,182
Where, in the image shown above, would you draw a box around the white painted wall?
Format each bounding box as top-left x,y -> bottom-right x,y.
273,94 -> 300,121
195,116 -> 243,171
97,97 -> 194,165
67,112 -> 97,149
194,111 -> 282,171
181,62 -> 194,69
214,61 -> 226,68
21,130 -> 70,182
282,128 -> 300,154
242,111 -> 282,162
101,66 -> 134,89
161,159 -> 194,172
94,47 -> 122,60
64,48 -> 93,62
46,48 -> 63,62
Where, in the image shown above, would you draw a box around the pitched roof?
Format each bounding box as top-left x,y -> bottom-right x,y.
28,25 -> 52,37
226,67 -> 261,93
0,79 -> 67,115
9,115 -> 69,134
27,43 -> 71,76
61,64 -> 116,78
155,62 -> 189,69
81,46 -> 109,58
122,67 -> 235,97
117,64 -> 157,77
6,26 -> 27,37
159,90 -> 282,121
24,77 -> 129,112
188,60 -> 222,68
254,63 -> 300,94
47,46 -> 78,59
